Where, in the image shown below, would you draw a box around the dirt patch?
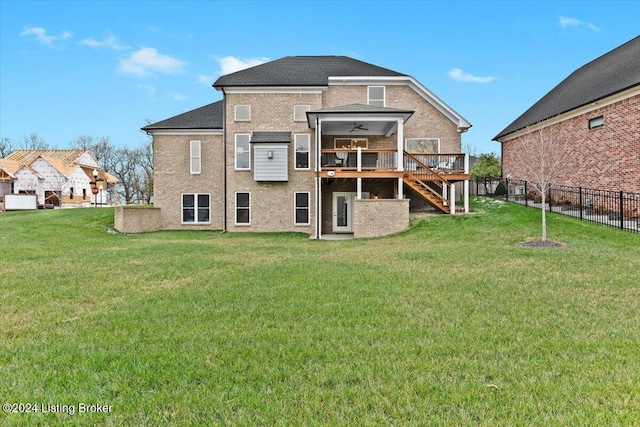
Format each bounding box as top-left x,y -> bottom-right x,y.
517,240 -> 566,248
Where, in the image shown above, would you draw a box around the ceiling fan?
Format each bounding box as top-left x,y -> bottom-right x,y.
350,123 -> 369,133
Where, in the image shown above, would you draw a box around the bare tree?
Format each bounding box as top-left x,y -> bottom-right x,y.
20,133 -> 49,150
110,147 -> 140,204
1,137 -> 15,157
510,119 -> 570,241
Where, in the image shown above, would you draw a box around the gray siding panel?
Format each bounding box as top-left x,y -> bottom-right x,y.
254,145 -> 288,181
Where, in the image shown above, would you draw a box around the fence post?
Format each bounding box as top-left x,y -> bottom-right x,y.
579,187 -> 583,221
524,181 -> 528,207
620,190 -> 624,230
548,186 -> 552,212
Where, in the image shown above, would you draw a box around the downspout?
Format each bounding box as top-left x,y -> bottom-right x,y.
315,116 -> 321,239
222,88 -> 228,232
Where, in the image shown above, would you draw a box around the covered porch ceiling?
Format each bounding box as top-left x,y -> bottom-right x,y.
306,104 -> 414,137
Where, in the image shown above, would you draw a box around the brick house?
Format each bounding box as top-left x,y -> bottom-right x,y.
494,36 -> 640,194
143,56 -> 471,238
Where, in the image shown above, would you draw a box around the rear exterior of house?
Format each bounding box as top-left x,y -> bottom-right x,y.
144,56 -> 471,238
494,36 -> 640,195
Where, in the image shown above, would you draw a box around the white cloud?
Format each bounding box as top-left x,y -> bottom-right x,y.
119,47 -> 185,77
80,35 -> 129,50
20,26 -> 71,46
447,68 -> 496,83
219,56 -> 268,75
172,93 -> 187,101
558,16 -> 600,32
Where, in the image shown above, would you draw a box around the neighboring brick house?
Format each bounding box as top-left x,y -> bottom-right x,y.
143,56 -> 471,238
494,36 -> 640,194
0,149 -> 116,207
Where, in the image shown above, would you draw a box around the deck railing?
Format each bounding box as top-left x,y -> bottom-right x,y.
405,153 -> 466,172
321,149 -> 397,171
321,150 -> 467,173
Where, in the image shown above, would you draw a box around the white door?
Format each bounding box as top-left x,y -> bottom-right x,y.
333,192 -> 355,233
332,192 -> 369,233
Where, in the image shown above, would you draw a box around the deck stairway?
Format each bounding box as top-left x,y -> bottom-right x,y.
402,151 -> 452,214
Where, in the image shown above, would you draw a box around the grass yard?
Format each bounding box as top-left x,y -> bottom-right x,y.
1,198 -> 639,426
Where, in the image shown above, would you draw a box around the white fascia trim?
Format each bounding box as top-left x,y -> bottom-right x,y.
223,87 -> 324,94
147,129 -> 224,136
497,85 -> 640,142
328,76 -> 472,131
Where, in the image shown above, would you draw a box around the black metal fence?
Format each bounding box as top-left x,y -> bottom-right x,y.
473,178 -> 640,233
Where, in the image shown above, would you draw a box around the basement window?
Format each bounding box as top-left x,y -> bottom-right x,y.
588,116 -> 604,130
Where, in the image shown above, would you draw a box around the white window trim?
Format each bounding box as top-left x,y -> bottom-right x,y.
294,104 -> 310,122
234,105 -> 251,121
589,116 -> 604,130
294,191 -> 311,226
190,140 -> 201,174
294,134 -> 311,170
181,193 -> 211,224
334,138 -> 369,149
235,134 -> 251,170
405,137 -> 441,153
235,191 -> 251,226
368,86 -> 385,107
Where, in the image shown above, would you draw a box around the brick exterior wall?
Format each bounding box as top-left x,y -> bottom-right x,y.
502,93 -> 639,194
353,199 -> 410,238
114,206 -> 161,233
153,133 -> 224,230
153,81 -> 465,235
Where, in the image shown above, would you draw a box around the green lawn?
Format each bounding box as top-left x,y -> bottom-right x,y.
1,198 -> 638,426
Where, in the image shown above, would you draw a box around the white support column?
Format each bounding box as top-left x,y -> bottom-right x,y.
397,177 -> 403,200
315,118 -> 322,239
357,146 -> 362,172
450,183 -> 456,215
397,119 -> 404,171
357,177 -> 362,200
464,180 -> 469,213
464,152 -> 469,213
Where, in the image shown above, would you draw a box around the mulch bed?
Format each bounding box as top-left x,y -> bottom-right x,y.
517,240 -> 565,248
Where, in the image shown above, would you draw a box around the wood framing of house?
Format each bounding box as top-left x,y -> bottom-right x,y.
0,150 -> 117,207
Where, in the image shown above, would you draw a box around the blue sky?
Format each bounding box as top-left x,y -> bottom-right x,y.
1,1 -> 638,155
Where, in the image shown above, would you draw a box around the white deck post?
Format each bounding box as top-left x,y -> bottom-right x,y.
397,119 -> 404,171
357,146 -> 362,172
357,177 -> 362,200
450,183 -> 456,215
397,177 -> 403,200
464,152 -> 469,213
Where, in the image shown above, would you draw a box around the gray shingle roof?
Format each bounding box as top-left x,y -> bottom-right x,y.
494,36 -> 640,140
213,56 -> 406,87
142,101 -> 223,131
250,132 -> 291,143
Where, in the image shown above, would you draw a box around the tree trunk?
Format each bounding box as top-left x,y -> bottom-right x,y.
541,190 -> 547,241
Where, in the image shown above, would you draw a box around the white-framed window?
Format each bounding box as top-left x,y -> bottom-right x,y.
235,134 -> 251,170
235,192 -> 251,225
182,193 -> 210,224
294,104 -> 310,122
294,134 -> 310,170
294,192 -> 310,226
190,140 -> 201,174
589,116 -> 604,130
405,138 -> 440,154
334,138 -> 368,149
235,105 -> 251,121
368,86 -> 385,107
